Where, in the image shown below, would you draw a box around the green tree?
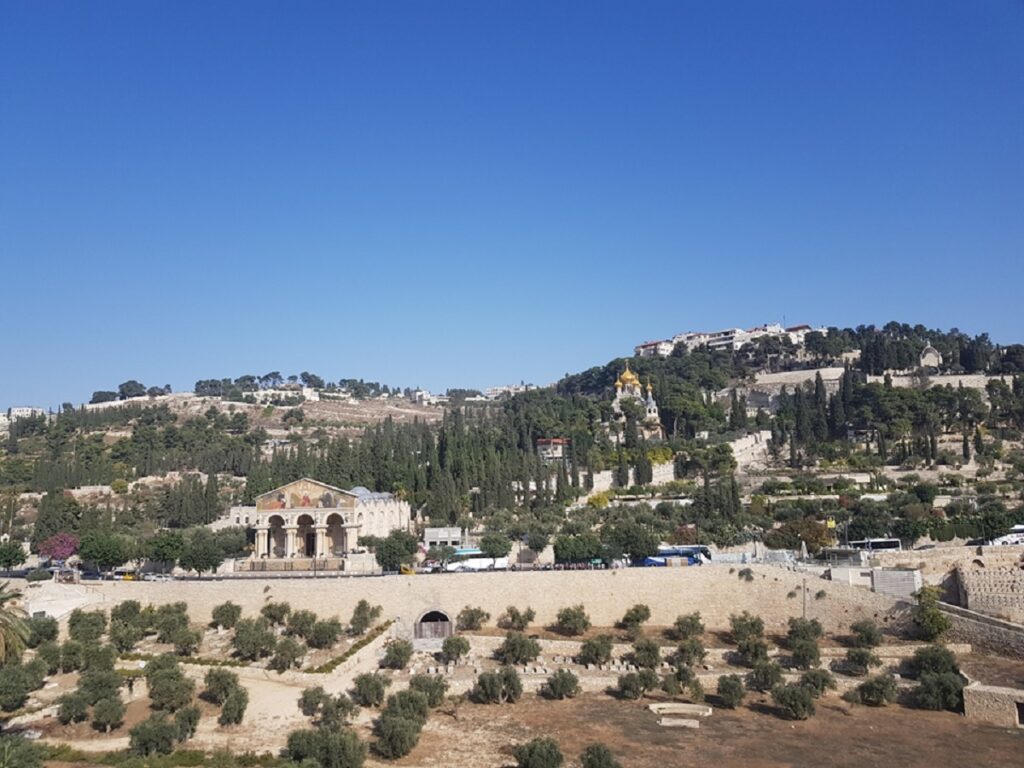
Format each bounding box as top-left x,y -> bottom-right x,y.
456,606 -> 489,631
146,531 -> 185,572
580,744 -> 623,768
202,669 -> 240,705
129,714 -> 178,756
349,600 -> 382,635
912,586 -> 951,641
91,695 -> 126,733
513,737 -> 563,768
472,666 -> 522,704
232,618 -> 276,661
211,601 -> 242,630
0,542 -> 26,574
716,674 -> 746,708
499,606 -> 536,631
555,605 -> 590,636
772,682 -> 815,720
25,615 -> 57,648
543,669 -> 580,700
67,609 -> 106,643
78,530 -> 132,573
179,529 -> 224,576
351,673 -> 391,707
496,632 -> 541,665
381,639 -> 414,670
671,612 -> 704,641
578,635 -> 613,666
441,635 -> 470,664
218,686 -> 248,726
408,674 -> 449,707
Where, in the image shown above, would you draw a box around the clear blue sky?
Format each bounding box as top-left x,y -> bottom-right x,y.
2,1 -> 1022,408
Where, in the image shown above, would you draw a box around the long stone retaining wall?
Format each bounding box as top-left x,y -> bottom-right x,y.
24,564 -> 906,634
941,602 -> 1024,660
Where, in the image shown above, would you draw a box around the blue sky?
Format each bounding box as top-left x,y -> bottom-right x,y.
2,1 -> 1022,408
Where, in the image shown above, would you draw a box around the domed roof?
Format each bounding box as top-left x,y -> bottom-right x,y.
617,364 -> 641,389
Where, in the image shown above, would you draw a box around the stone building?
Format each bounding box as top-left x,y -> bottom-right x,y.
611,364 -> 664,441
249,478 -> 411,560
919,343 -> 943,370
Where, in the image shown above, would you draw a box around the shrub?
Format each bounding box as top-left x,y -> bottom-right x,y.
496,632 -> 541,665
850,674 -> 898,707
287,726 -> 366,766
850,619 -> 883,648
799,669 -> 836,698
58,691 -> 90,724
729,612 -> 764,644
129,714 -> 178,756
374,712 -> 422,758
618,604 -> 651,632
555,605 -> 590,636
60,640 -> 85,672
260,601 -> 292,626
472,666 -> 522,704
772,682 -> 816,720
78,669 -> 122,705
109,619 -> 144,653
815,590 -> 827,600
790,638 -> 820,670
211,602 -> 242,630
148,668 -> 195,712
671,612 -> 704,641
349,600 -> 383,635
846,647 -> 881,676
737,636 -> 769,667
25,568 -> 52,582
914,671 -> 965,711
513,736 -> 564,768
154,603 -> 190,644
674,637 -> 706,668
232,618 -> 276,661
91,695 -> 126,732
688,678 -> 705,702
912,586 -> 951,641
580,744 -> 622,768
110,600 -> 143,628
631,638 -> 662,669
352,672 -> 391,707
26,615 -> 58,648
381,639 -> 414,670
544,669 -> 580,700
660,672 -> 681,696
174,705 -> 200,741
0,733 -> 43,768
616,670 -> 658,700
786,617 -> 823,646
21,659 -> 47,691
35,641 -> 61,675
82,643 -> 117,672
716,674 -> 746,708
287,609 -> 318,639
0,667 -> 29,712
441,635 -> 470,664
218,686 -> 248,726
578,635 -> 613,666
68,609 -> 106,643
909,645 -> 958,677
385,689 -> 429,726
748,660 -> 783,692
299,685 -> 330,717
269,637 -> 306,672
738,567 -> 755,582
500,606 -> 537,631
202,668 -> 240,705
456,606 -> 490,631
172,627 -> 202,657
307,618 -> 343,649
298,686 -> 359,727
409,674 -> 448,707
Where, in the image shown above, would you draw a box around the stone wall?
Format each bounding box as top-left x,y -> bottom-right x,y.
871,545 -> 1023,577
942,602 -> 1024,660
27,564 -> 907,634
958,567 -> 1024,624
963,682 -> 1024,728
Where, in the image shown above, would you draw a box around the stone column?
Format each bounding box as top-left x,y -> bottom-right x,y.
315,527 -> 327,558
285,527 -> 297,558
255,528 -> 268,558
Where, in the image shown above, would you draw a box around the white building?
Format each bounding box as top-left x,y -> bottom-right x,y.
635,323 -> 828,357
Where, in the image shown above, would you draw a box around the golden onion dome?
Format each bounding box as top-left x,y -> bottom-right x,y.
617,364 -> 641,389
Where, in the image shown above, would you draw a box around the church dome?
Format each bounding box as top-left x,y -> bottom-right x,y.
617,365 -> 641,389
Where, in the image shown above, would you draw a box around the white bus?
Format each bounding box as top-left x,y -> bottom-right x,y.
849,538 -> 902,552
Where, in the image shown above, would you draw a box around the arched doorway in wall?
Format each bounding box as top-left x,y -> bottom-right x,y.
415,609 -> 453,640
296,514 -> 315,556
325,513 -> 345,556
268,515 -> 286,558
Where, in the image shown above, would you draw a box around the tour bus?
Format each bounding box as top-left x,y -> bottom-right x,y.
990,524 -> 1024,546
849,538 -> 902,552
656,545 -> 713,563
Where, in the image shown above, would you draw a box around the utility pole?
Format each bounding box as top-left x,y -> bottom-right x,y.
802,576 -> 807,619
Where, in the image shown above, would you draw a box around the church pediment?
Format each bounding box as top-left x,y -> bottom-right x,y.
256,478 -> 356,511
